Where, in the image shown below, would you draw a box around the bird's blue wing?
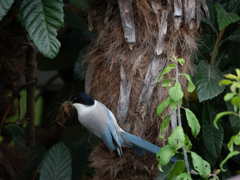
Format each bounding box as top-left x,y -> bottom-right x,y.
97,102 -> 123,149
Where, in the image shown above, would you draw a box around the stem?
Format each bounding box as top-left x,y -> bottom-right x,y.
25,45 -> 36,147
210,27 -> 226,65
175,61 -> 190,173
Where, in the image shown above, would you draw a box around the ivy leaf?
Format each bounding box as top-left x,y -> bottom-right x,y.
157,97 -> 170,117
176,173 -> 193,180
40,142 -> 72,180
224,93 -> 235,102
177,58 -> 185,66
159,115 -> 171,141
18,0 -> 64,59
215,4 -> 240,30
168,160 -> 185,180
169,83 -> 183,102
0,0 -> 14,21
168,126 -> 185,151
231,96 -> 240,112
184,134 -> 192,151
202,102 -> 223,160
158,64 -> 176,82
156,145 -> 176,168
220,151 -> 240,172
214,111 -> 237,129
194,60 -> 225,102
182,73 -> 195,93
162,78 -> 173,87
191,152 -> 211,176
185,108 -> 200,138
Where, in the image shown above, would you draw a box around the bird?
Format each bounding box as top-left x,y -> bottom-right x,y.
65,92 -> 177,162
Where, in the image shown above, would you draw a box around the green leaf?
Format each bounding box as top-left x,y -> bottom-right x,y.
231,96 -> 240,112
184,134 -> 192,151
177,58 -> 185,66
18,0 -> 64,59
215,4 -> 240,30
0,0 -> 14,21
224,73 -> 238,80
176,173 -> 192,180
214,111 -> 237,129
234,132 -> 240,145
40,142 -> 72,180
168,126 -> 185,151
220,151 -> 240,172
228,135 -> 235,152
224,93 -> 235,102
227,101 -> 240,133
159,115 -> 171,141
191,152 -> 211,176
157,97 -> 170,117
228,0 -> 240,13
182,73 -> 195,93
170,100 -> 177,110
158,64 -> 176,82
219,79 -> 233,86
222,26 -> 240,44
194,60 -> 225,102
70,0 -> 88,13
162,78 -> 173,87
156,145 -> 176,167
168,160 -> 185,180
202,102 -> 223,159
185,108 -> 200,138
169,83 -> 184,102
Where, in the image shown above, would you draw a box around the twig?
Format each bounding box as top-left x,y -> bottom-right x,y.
175,60 -> 190,174
210,27 -> 226,65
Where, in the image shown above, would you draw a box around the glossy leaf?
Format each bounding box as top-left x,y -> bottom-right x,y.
168,160 -> 185,180
40,142 -> 72,180
194,60 -> 224,102
157,97 -> 170,117
168,126 -> 185,151
182,73 -> 195,93
185,108 -> 200,138
162,78 -> 173,87
191,152 -> 211,176
202,102 -> 223,159
215,4 -> 240,30
176,173 -> 192,180
156,145 -> 176,169
0,0 -> 14,21
220,151 -> 240,172
159,115 -> 171,141
214,111 -> 237,129
184,134 -> 192,151
18,0 -> 64,59
169,83 -> 183,102
158,64 -> 176,82
224,93 -> 235,102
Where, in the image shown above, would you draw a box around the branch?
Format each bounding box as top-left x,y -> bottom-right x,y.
210,27 -> 226,65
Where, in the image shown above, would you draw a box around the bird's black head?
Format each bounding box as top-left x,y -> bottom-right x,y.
69,92 -> 94,106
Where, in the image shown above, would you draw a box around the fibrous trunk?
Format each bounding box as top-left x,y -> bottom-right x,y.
85,0 -> 208,179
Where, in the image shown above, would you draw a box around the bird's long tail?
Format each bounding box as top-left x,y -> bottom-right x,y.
121,131 -> 178,163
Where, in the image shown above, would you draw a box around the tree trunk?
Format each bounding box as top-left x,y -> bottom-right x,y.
85,0 -> 208,179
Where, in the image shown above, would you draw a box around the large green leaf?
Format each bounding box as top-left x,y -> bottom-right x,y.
0,0 -> 14,21
215,4 -> 240,30
194,60 -> 225,102
168,126 -> 185,151
40,142 -> 72,180
18,0 -> 64,59
228,0 -> 240,13
202,102 -> 223,160
185,108 -> 200,138
222,26 -> 240,44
